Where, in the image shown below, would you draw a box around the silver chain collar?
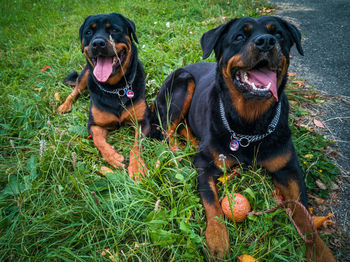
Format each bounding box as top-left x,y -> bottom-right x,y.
219,98 -> 281,149
91,63 -> 137,98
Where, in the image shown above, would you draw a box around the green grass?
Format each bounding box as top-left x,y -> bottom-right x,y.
0,0 -> 340,261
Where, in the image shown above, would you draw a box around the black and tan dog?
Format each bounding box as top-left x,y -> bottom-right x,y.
152,16 -> 335,261
58,13 -> 150,180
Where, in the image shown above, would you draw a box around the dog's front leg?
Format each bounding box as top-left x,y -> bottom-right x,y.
194,152 -> 230,259
90,125 -> 125,169
58,66 -> 89,114
264,149 -> 336,262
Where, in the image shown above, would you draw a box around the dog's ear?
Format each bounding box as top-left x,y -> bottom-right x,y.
79,16 -> 92,53
280,18 -> 304,56
112,13 -> 139,44
201,19 -> 236,59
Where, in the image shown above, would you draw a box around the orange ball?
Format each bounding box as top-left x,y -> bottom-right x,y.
221,193 -> 251,222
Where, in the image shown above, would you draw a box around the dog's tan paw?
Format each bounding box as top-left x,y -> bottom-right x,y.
128,157 -> 148,181
205,220 -> 230,259
58,101 -> 73,114
102,150 -> 125,169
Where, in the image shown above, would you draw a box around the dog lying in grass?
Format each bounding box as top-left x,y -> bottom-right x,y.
58,13 -> 150,180
152,16 -> 336,261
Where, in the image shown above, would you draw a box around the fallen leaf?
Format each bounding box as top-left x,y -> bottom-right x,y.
296,123 -> 314,132
313,119 -> 325,128
54,92 -> 60,101
238,254 -> 259,262
40,65 -> 51,72
313,213 -> 333,229
308,193 -> 326,204
304,153 -> 313,159
288,72 -> 297,77
99,166 -> 113,176
271,188 -> 283,205
309,207 -> 313,214
292,80 -> 304,87
315,179 -> 327,190
218,168 -> 239,183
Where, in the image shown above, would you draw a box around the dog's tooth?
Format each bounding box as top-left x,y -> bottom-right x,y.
267,82 -> 271,89
252,83 -> 257,90
244,72 -> 249,83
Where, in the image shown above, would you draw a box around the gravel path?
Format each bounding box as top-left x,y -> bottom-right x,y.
269,0 -> 350,259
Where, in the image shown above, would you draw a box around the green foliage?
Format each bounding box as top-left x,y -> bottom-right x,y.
0,0 -> 338,261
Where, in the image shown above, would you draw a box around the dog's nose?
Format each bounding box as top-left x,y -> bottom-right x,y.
92,38 -> 107,51
254,35 -> 276,52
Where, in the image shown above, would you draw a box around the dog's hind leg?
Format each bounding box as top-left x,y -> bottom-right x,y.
263,148 -> 336,262
58,65 -> 89,113
153,68 -> 195,150
127,101 -> 151,181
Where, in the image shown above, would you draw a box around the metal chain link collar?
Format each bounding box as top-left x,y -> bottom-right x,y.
92,67 -> 136,98
219,98 -> 281,149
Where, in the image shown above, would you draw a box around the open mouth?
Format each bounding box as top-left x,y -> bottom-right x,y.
92,49 -> 127,83
233,61 -> 280,101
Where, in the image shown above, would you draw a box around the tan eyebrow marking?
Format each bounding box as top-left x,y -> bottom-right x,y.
243,23 -> 253,32
266,23 -> 276,32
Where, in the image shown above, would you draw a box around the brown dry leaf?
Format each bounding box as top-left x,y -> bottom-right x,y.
218,168 -> 239,183
40,65 -> 50,72
295,123 -> 314,132
99,166 -> 114,176
292,80 -> 304,87
288,72 -> 297,77
307,193 -> 326,204
54,92 -> 60,102
271,188 -> 283,205
313,119 -> 325,128
313,213 -> 334,229
315,179 -> 327,190
238,254 -> 259,262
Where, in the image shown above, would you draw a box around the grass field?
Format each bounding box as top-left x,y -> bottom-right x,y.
0,0 -> 340,261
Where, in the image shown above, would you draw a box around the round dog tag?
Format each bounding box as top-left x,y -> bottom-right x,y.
229,139 -> 239,151
126,90 -> 134,98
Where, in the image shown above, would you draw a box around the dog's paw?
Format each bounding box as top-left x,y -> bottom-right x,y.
205,220 -> 230,259
58,101 -> 73,114
306,235 -> 336,262
102,150 -> 125,169
128,157 -> 148,181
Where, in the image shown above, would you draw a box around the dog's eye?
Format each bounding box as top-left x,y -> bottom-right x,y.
235,34 -> 245,42
275,32 -> 282,39
111,28 -> 119,34
85,30 -> 92,36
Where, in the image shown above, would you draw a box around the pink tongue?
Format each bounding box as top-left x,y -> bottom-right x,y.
93,56 -> 113,82
247,68 -> 278,101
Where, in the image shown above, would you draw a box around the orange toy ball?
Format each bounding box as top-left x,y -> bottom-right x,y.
221,193 -> 251,222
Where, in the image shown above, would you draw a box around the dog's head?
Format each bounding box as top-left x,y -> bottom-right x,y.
201,16 -> 303,102
79,13 -> 138,85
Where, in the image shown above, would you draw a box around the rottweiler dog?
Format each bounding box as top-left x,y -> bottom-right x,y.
58,13 -> 150,180
152,16 -> 335,261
